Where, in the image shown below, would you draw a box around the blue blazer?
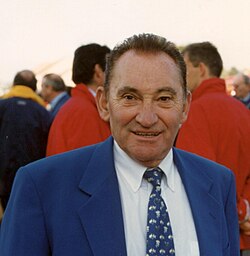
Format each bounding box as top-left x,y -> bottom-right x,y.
0,137 -> 239,255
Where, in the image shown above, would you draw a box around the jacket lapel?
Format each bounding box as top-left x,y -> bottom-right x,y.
76,141 -> 222,255
77,137 -> 127,256
173,148 -> 222,256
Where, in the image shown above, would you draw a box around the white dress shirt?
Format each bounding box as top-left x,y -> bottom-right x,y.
114,141 -> 200,256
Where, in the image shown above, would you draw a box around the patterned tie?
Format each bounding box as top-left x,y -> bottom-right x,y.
144,168 -> 175,256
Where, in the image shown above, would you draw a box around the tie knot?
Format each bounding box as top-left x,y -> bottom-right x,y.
144,168 -> 162,187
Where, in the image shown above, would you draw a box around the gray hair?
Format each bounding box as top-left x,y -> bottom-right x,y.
104,33 -> 187,98
43,73 -> 66,92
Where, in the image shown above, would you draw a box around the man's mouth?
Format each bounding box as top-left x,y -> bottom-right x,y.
133,132 -> 160,137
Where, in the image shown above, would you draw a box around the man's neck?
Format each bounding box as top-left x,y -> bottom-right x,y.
87,84 -> 98,93
49,91 -> 64,103
242,92 -> 250,102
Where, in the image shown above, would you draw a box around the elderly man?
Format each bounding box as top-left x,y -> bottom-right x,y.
233,73 -> 250,109
0,34 -> 239,256
40,73 -> 70,120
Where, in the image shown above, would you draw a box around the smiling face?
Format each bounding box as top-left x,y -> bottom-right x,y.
97,50 -> 190,167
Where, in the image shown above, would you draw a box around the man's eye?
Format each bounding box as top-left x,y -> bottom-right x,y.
159,96 -> 171,101
124,94 -> 135,100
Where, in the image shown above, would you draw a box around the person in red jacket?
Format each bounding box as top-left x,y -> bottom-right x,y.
175,42 -> 250,254
46,44 -> 111,156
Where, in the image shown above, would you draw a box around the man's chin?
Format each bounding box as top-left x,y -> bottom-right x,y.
130,151 -> 164,167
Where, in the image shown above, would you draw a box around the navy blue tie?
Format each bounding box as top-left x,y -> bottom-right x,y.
144,168 -> 175,255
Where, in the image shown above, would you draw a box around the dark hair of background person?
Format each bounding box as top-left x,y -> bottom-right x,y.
104,33 -> 187,97
43,73 -> 66,92
182,42 -> 223,77
72,43 -> 110,85
13,70 -> 37,91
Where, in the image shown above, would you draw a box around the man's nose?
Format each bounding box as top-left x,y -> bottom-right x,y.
135,103 -> 158,127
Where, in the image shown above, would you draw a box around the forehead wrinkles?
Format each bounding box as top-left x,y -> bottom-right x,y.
111,51 -> 182,86
118,50 -> 177,70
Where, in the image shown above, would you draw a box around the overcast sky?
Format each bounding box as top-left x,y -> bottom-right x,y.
0,0 -> 249,86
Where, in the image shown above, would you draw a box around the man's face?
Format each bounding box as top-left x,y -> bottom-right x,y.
183,53 -> 201,93
97,50 -> 190,167
233,75 -> 250,99
41,79 -> 52,102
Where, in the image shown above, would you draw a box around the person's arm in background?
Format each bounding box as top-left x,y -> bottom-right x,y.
238,175 -> 250,235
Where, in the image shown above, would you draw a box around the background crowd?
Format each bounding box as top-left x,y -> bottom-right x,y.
0,37 -> 250,255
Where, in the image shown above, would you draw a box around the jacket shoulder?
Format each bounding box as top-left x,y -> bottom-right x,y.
173,148 -> 233,178
20,143 -> 99,181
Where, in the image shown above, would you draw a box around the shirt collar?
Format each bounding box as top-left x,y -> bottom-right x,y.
88,87 -> 96,97
242,92 -> 250,102
113,140 -> 175,192
50,92 -> 67,109
158,150 -> 175,192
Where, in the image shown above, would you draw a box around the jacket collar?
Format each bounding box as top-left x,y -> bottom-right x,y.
192,78 -> 226,101
173,148 -> 223,255
1,85 -> 46,106
77,137 -> 221,256
72,84 -> 96,105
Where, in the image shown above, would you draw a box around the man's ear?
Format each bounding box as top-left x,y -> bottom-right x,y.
96,86 -> 110,122
199,62 -> 209,78
180,91 -> 192,124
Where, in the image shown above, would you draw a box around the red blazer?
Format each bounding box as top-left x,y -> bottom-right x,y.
176,78 -> 250,249
46,84 -> 110,156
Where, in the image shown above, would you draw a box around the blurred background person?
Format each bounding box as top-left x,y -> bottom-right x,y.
0,70 -> 51,213
46,43 -> 111,156
41,73 -> 70,120
175,42 -> 250,254
233,73 -> 250,109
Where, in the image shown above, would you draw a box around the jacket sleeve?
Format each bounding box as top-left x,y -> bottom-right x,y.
0,168 -> 50,256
